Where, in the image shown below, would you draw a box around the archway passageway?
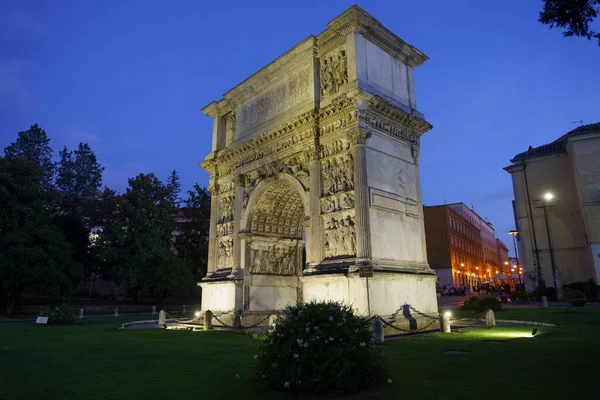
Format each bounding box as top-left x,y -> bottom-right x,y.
243,178 -> 307,311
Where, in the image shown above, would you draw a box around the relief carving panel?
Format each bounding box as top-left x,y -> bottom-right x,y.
320,50 -> 348,97
321,192 -> 355,214
217,221 -> 235,237
218,196 -> 234,224
323,153 -> 354,196
323,213 -> 356,259
248,241 -> 297,276
217,238 -> 233,270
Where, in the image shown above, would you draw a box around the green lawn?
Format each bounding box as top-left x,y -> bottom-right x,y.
1,309 -> 599,400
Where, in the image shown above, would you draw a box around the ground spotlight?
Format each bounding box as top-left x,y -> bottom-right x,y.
531,328 -> 538,336
195,311 -> 201,318
444,311 -> 452,318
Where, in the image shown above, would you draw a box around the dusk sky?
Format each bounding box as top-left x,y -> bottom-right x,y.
1,0 -> 599,254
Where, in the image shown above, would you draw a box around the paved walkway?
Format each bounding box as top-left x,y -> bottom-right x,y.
437,293 -> 600,309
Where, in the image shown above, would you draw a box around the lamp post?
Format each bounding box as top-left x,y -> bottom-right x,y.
541,192 -> 562,300
508,230 -> 520,286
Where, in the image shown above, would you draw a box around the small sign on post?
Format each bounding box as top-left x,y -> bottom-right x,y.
36,316 -> 49,325
359,266 -> 373,278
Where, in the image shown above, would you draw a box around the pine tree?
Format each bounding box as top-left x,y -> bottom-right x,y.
166,169 -> 181,208
4,123 -> 55,189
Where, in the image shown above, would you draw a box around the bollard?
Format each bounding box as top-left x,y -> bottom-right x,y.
152,306 -> 156,315
158,310 -> 166,326
542,296 -> 548,308
485,309 -> 496,327
441,312 -> 451,333
79,308 -> 84,319
114,307 -> 119,318
372,316 -> 385,345
183,305 -> 187,313
204,310 -> 213,331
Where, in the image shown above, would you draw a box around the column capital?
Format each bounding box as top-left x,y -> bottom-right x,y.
208,184 -> 220,195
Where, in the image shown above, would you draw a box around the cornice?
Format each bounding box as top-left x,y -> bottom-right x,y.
202,109 -> 318,174
317,6 -> 428,67
366,96 -> 432,136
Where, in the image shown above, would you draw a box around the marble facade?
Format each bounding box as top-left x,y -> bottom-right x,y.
199,6 -> 438,324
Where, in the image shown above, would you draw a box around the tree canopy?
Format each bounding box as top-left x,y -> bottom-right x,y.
539,0 -> 600,45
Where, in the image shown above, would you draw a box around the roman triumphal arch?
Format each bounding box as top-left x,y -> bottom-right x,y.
199,6 -> 439,327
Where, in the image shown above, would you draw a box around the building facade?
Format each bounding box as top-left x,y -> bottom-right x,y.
424,204 -> 484,287
504,123 -> 600,292
496,238 -> 510,273
447,203 -> 499,279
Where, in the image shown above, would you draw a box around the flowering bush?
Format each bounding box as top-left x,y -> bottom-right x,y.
39,304 -> 76,325
254,301 -> 386,395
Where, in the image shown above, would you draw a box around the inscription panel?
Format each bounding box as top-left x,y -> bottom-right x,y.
369,188 -> 419,217
239,70 -> 311,135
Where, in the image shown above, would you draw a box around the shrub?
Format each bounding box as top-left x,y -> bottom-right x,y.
564,280 -> 599,300
39,304 -> 76,325
510,290 -> 533,304
461,296 -> 502,312
565,289 -> 587,301
255,301 -> 386,395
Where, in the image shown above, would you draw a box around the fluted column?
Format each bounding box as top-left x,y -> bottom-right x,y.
412,148 -> 428,264
206,185 -> 219,277
353,135 -> 371,263
307,157 -> 323,270
229,175 -> 244,278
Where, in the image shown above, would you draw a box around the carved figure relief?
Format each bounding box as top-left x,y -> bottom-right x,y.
218,196 -> 234,223
320,50 -> 348,97
321,139 -> 351,158
229,111 -> 236,137
217,238 -> 233,270
321,192 -> 355,214
323,214 -> 356,259
322,153 -> 354,196
248,242 -> 297,275
217,222 -> 235,237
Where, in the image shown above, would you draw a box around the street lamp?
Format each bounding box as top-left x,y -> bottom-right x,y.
540,192 -> 563,300
508,230 -> 520,286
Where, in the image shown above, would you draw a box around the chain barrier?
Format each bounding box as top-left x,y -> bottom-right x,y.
207,312 -> 274,331
450,309 -> 489,326
165,313 -> 197,325
376,314 -> 443,334
388,303 -> 440,322
210,312 -> 239,330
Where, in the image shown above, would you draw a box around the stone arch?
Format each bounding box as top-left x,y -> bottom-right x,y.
242,174 -> 309,312
241,173 -> 310,234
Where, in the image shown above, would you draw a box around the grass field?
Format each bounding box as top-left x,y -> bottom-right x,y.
1,308 -> 599,400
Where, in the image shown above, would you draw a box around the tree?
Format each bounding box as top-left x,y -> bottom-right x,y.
4,123 -> 55,189
0,157 -> 81,315
539,0 -> 600,45
176,184 -> 211,281
56,143 -> 104,223
166,169 -> 181,207
96,173 -> 192,307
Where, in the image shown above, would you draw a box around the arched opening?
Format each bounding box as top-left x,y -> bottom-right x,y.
243,177 -> 307,312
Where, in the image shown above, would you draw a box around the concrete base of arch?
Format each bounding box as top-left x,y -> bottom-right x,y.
199,268 -> 438,327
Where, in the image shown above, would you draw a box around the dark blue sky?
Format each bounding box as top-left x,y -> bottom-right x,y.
1,0 -> 598,253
